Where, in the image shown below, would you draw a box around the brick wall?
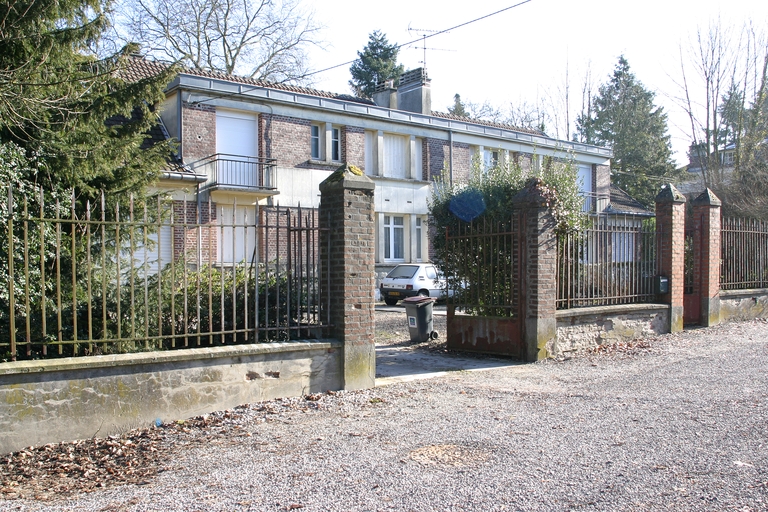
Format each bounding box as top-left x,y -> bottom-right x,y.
425,137 -> 470,182
171,200 -> 218,263
655,185 -> 686,332
344,126 -> 365,169
319,170 -> 376,390
261,114 -> 311,167
181,102 -> 216,162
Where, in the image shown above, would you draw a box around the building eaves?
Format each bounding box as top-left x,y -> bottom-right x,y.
430,111 -> 544,137
605,185 -> 654,216
126,56 -> 612,159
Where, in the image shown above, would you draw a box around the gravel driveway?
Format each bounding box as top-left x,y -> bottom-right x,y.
3,317 -> 767,511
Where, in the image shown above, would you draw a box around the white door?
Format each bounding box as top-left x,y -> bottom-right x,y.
216,110 -> 258,187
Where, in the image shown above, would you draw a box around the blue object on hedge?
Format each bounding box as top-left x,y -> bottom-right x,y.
449,189 -> 486,222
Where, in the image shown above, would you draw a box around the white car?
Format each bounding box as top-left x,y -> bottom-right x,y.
379,263 -> 449,306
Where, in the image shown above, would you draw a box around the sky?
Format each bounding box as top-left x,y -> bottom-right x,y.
302,0 -> 768,167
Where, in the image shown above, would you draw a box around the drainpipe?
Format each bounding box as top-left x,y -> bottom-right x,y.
177,92 -> 183,162
448,129 -> 454,186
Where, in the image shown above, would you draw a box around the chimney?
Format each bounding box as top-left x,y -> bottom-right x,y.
397,68 -> 431,115
372,80 -> 397,109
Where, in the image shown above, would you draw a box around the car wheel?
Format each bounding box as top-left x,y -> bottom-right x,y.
417,290 -> 429,298
384,298 -> 398,306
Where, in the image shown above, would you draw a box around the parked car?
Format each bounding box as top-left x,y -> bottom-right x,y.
379,263 -> 450,306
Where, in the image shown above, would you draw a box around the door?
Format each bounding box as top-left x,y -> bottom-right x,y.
215,110 -> 258,187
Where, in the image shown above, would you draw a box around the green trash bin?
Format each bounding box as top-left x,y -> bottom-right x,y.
402,296 -> 438,343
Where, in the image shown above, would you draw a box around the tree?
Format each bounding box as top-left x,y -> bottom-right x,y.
0,0 -> 178,202
118,0 -> 319,83
676,21 -> 768,218
448,94 -> 469,117
577,56 -> 678,207
349,30 -> 404,99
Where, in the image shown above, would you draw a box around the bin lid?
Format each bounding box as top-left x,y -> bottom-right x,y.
402,296 -> 436,304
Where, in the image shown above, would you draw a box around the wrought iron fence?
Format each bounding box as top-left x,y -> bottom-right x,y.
721,217 -> 768,290
557,215 -> 658,309
1,188 -> 329,361
444,215 -> 521,318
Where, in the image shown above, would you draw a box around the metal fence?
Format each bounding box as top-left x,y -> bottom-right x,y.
721,217 -> 768,290
557,214 -> 658,309
444,215 -> 521,318
1,188 -> 329,361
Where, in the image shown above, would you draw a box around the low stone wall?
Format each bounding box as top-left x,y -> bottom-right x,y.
719,289 -> 768,322
553,304 -> 669,358
0,340 -> 342,454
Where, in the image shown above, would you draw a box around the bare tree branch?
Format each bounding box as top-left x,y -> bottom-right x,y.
118,0 -> 320,84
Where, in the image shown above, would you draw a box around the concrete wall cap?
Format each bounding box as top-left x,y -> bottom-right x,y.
655,183 -> 686,204
692,187 -> 722,207
320,163 -> 375,192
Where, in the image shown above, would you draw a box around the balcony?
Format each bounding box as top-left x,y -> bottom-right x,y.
192,154 -> 278,194
580,191 -> 610,213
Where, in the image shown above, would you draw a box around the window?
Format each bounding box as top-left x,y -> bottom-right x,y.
722,151 -> 735,166
310,125 -> 321,159
384,134 -> 408,178
331,127 -> 341,162
415,217 -> 422,261
384,215 -> 404,261
483,148 -> 499,170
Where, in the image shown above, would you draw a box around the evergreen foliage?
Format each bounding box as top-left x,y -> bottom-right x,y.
0,0 -> 179,203
349,30 -> 404,99
577,57 -> 680,207
448,94 -> 469,117
429,156 -> 584,315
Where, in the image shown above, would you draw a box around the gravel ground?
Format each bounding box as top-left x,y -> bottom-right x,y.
2,315 -> 768,511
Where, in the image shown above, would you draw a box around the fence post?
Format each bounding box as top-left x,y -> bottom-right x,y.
513,179 -> 558,361
319,164 -> 376,390
692,189 -> 721,327
655,184 -> 686,333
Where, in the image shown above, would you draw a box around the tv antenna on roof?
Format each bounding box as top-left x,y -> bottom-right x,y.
407,25 -> 455,68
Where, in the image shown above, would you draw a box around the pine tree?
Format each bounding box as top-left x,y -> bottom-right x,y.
0,0 -> 179,202
448,94 -> 469,117
577,56 -> 679,207
349,31 -> 404,99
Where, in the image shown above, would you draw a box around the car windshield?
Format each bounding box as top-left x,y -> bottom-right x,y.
387,265 -> 418,279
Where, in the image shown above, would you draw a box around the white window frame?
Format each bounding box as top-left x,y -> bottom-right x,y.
310,124 -> 321,160
383,215 -> 405,262
415,217 -> 423,261
331,127 -> 341,162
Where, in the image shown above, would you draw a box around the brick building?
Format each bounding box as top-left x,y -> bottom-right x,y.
128,58 -> 619,281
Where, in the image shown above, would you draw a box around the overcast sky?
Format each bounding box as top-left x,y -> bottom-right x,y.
304,0 -> 768,166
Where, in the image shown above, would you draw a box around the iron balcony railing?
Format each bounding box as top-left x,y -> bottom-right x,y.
191,153 -> 277,191
580,192 -> 610,213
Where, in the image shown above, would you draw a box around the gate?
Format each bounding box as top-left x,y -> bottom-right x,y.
443,212 -> 524,358
684,223 -> 701,325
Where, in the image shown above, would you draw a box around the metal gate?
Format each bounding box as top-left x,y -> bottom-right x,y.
443,212 -> 524,358
684,223 -> 701,325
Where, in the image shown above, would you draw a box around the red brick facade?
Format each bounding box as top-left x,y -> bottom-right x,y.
171,200 -> 218,263
425,137 -> 470,182
181,102 -> 216,162
343,126 -> 365,170
655,185 -> 687,332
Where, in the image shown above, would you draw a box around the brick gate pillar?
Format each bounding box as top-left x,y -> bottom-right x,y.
319,164 -> 376,390
655,184 -> 687,333
692,189 -> 722,327
513,179 -> 558,361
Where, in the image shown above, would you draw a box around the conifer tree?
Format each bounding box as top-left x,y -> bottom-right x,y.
577,56 -> 679,207
0,0 -> 178,202
349,31 -> 404,99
